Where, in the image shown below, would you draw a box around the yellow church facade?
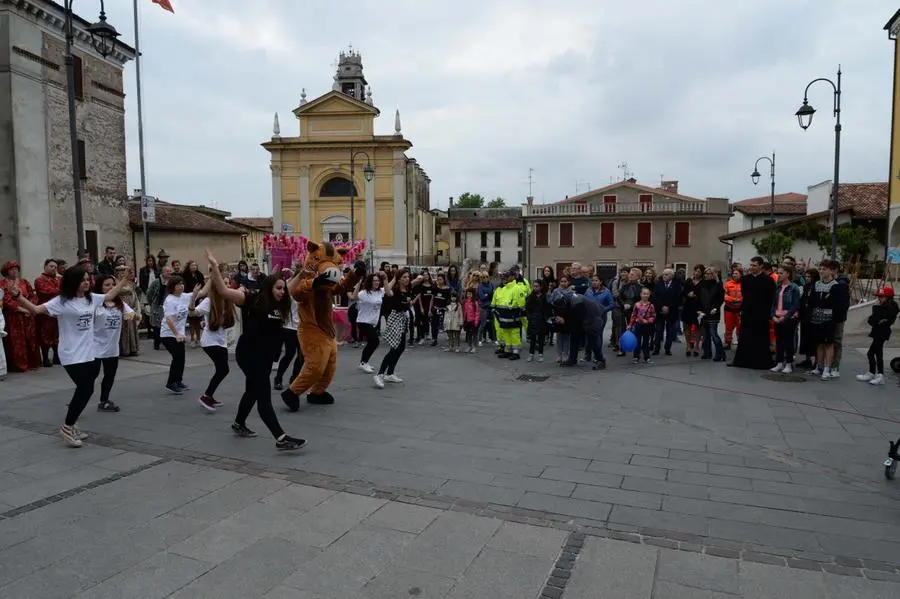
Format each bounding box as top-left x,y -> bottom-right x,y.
887,10 -> 900,245
262,50 -> 435,265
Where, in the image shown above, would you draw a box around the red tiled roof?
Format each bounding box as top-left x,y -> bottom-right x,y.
449,219 -> 521,231
837,183 -> 887,217
732,192 -> 807,215
229,217 -> 274,231
128,202 -> 245,235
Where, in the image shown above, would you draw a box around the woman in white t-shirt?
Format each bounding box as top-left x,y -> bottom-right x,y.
274,278 -> 303,391
12,265 -> 129,447
92,274 -> 135,413
159,275 -> 201,394
190,279 -> 234,411
349,273 -> 385,373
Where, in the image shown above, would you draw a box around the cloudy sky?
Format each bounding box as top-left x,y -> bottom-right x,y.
117,0 -> 894,216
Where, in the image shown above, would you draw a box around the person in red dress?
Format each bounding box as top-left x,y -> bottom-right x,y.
1,261 -> 41,372
33,258 -> 61,366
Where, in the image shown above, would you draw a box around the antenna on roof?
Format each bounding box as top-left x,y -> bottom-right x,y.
617,161 -> 632,181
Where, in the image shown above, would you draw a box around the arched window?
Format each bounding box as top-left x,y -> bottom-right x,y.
319,177 -> 358,197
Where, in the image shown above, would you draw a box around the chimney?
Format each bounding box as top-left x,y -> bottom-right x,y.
526,196 -> 534,206
661,180 -> 679,194
449,196 -> 454,208
626,177 -> 637,184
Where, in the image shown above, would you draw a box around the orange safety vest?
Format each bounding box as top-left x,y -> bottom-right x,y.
724,279 -> 742,311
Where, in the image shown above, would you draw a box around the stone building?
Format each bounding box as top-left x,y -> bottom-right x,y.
448,207 -> 524,269
262,49 -> 435,265
0,0 -> 135,276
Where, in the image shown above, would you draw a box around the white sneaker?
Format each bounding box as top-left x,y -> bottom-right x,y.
781,363 -> 793,374
830,369 -> 840,379
373,374 -> 385,389
770,363 -> 785,373
856,372 -> 875,382
869,374 -> 885,386
60,425 -> 82,448
454,347 -> 460,353
527,354 -> 534,362
538,353 -> 544,362
358,362 -> 374,374
384,374 -> 403,384
72,425 -> 89,441
477,341 -> 483,347
443,347 -> 451,352
821,370 -> 832,381
807,368 -> 822,376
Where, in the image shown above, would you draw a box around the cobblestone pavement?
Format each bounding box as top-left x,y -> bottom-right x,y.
1,337 -> 900,597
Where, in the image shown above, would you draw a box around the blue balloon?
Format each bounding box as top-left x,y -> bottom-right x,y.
620,330 -> 638,353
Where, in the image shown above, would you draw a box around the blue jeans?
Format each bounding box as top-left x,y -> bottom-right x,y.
702,321 -> 725,359
478,306 -> 495,341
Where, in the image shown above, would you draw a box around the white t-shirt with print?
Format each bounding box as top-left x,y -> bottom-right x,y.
284,298 -> 299,331
356,289 -> 384,325
193,298 -> 229,348
93,302 -> 135,359
44,293 -> 105,366
160,293 -> 192,339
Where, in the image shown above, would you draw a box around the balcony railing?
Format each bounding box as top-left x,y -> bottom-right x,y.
523,201 -> 708,217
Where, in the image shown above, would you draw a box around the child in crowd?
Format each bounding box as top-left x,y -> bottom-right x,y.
629,287 -> 656,364
443,293 -> 462,353
525,280 -> 550,362
857,287 -> 899,386
462,288 -> 480,353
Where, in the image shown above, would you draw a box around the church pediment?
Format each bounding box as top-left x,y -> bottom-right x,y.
293,91 -> 380,117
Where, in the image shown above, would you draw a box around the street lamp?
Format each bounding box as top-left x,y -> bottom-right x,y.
796,67 -> 842,260
64,0 -> 120,255
348,149 -> 374,245
751,153 -> 776,261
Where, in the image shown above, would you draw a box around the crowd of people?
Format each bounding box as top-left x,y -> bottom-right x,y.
1,244 -> 896,453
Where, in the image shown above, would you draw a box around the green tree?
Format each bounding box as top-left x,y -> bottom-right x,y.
818,223 -> 876,263
752,231 -> 794,263
487,197 -> 507,208
455,192 -> 484,208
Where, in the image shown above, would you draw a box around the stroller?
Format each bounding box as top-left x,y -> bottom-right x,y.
886,437 -> 900,480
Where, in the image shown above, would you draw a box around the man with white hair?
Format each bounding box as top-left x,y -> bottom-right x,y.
652,268 -> 682,355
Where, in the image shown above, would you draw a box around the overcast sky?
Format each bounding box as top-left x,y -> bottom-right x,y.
118,0 -> 894,216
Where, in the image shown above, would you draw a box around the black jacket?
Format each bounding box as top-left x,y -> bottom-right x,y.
696,279 -> 725,323
652,279 -> 682,312
559,294 -> 605,336
868,300 -> 899,341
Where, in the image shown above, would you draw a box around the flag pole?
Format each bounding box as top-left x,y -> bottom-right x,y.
133,0 -> 150,260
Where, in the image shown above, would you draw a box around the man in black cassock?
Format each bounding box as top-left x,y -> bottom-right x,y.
729,256 -> 776,369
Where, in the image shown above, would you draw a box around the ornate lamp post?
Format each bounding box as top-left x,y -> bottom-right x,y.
751,152 -> 776,259
348,149 -> 374,245
796,67 -> 842,260
64,0 -> 120,255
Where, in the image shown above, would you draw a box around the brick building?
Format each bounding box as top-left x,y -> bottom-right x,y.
0,0 -> 135,276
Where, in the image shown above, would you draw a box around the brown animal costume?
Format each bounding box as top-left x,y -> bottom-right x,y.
280,240 -> 365,410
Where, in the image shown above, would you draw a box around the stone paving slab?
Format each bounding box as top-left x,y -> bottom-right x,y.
2,337 -> 900,582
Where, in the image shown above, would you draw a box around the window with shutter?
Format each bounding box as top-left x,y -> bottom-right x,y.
73,54 -> 84,100
559,223 -> 574,247
674,222 -> 690,246
603,195 -> 617,213
535,223 -> 549,247
599,222 -> 615,247
77,139 -> 87,180
494,231 -> 501,247
480,232 -> 487,247
639,194 -> 652,213
454,232 -> 461,247
636,222 -> 652,247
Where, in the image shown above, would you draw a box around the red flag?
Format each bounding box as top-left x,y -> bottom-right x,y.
152,0 -> 174,12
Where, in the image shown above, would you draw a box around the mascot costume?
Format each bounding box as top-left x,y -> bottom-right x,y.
281,240 -> 366,410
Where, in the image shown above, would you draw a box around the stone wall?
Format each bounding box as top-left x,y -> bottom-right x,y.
42,33 -> 130,264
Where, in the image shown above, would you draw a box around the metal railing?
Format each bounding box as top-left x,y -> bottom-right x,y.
523,201 -> 707,217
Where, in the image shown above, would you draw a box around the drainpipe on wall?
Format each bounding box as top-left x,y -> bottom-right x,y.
719,238 -> 734,267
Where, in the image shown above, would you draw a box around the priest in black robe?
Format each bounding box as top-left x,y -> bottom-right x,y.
730,256 -> 776,369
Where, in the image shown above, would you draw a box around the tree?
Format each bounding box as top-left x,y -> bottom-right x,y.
486,197 -> 506,208
818,223 -> 876,263
455,192 -> 484,208
751,231 -> 794,263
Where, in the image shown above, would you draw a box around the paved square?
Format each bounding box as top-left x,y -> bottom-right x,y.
1,337 -> 899,596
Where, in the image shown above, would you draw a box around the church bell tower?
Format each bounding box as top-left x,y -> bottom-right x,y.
332,47 -> 369,102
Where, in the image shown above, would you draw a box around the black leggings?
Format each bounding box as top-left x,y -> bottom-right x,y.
96,357 -> 119,404
378,337 -> 406,375
275,329 -> 303,384
348,304 -> 359,342
235,347 -> 284,439
528,333 -> 545,355
359,322 -> 380,363
867,338 -> 885,374
203,345 -> 230,397
430,311 -> 443,340
160,337 -> 185,386
64,361 -> 100,426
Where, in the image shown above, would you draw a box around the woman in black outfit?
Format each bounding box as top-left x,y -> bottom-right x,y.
205,250 -> 305,451
797,267 -> 820,369
374,269 -> 424,389
681,264 -> 704,357
412,270 -> 434,344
